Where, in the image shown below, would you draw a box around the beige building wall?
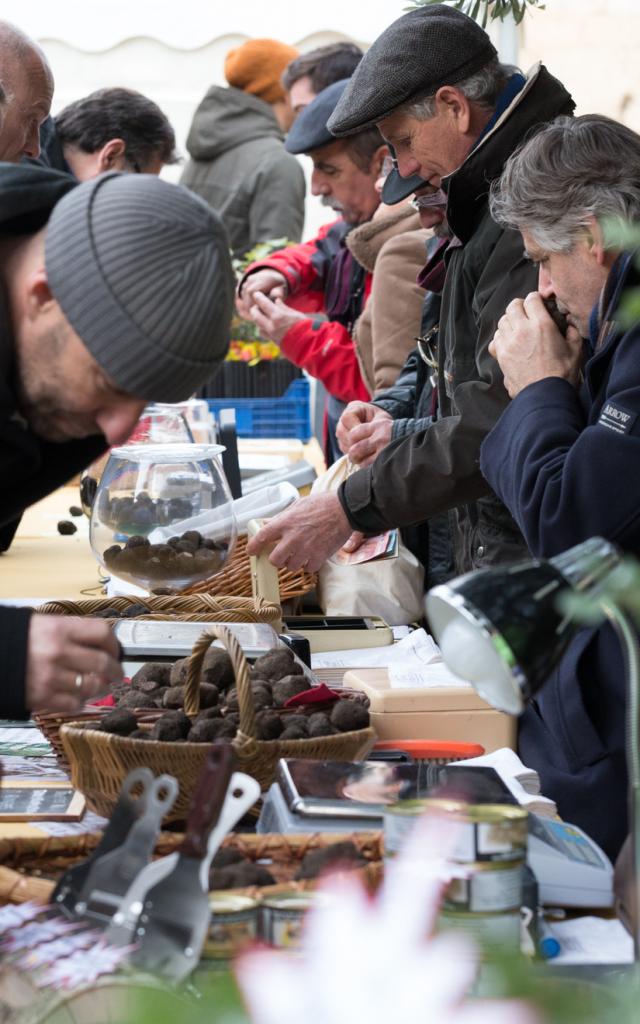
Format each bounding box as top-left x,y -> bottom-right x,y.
520,0 -> 640,130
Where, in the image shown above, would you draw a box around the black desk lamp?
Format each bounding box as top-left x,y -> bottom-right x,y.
426,537 -> 640,959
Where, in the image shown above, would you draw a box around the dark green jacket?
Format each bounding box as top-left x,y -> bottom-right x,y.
339,65 -> 574,573
181,86 -> 305,259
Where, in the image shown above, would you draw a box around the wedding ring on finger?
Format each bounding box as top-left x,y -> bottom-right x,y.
74,673 -> 83,692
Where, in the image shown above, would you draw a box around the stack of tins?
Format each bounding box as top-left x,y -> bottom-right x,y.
384,800 -> 528,950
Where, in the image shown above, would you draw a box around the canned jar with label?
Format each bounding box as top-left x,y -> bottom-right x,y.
385,799 -> 528,864
204,894 -> 259,961
260,892 -> 323,949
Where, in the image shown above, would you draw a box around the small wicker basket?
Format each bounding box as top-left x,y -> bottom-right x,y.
60,626 -> 376,821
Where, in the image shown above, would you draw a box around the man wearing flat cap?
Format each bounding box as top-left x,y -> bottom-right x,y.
0,162 -> 234,720
248,4 -> 574,575
237,79 -> 388,461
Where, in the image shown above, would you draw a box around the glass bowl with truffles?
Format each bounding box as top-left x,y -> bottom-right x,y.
90,443 -> 237,593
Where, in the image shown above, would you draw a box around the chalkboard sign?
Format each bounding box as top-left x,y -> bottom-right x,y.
0,782 -> 85,820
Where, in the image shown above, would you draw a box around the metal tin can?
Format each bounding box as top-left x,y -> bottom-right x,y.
384,798 -> 528,864
438,908 -> 522,950
203,894 -> 259,961
260,892 -> 319,948
444,860 -> 524,913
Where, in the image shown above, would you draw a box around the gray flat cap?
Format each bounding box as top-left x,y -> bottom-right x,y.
328,5 -> 497,135
45,172 -> 234,402
285,79 -> 350,154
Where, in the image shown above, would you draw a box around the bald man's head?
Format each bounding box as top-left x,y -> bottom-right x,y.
0,21 -> 53,162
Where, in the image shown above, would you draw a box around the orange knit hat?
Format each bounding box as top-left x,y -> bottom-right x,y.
224,38 -> 299,105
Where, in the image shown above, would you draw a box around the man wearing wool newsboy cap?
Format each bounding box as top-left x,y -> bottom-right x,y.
0,162 -> 234,721
248,4 -> 575,579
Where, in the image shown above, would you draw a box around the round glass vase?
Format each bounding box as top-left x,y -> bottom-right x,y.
90,443 -> 237,594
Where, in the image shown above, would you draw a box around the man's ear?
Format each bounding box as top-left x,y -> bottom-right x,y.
24,268 -> 56,320
372,144 -> 389,176
585,215 -> 608,265
97,138 -> 127,173
434,85 -> 472,133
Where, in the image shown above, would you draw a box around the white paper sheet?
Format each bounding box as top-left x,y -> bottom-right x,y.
545,916 -> 633,964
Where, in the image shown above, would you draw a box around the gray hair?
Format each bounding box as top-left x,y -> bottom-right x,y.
396,58 -> 519,121
490,114 -> 640,252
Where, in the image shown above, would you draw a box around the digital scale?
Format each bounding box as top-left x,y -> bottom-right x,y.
258,758 -> 614,909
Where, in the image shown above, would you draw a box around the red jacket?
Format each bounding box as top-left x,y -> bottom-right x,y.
242,221 -> 372,403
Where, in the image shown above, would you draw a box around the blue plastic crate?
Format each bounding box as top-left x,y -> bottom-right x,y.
208,378 -> 312,441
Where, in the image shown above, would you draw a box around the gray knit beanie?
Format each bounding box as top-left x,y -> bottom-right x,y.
328,5 -> 497,136
45,172 -> 234,402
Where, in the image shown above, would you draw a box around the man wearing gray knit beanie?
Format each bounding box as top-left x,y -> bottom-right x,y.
0,161 -> 233,722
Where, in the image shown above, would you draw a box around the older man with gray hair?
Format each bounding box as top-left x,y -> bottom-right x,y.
0,21 -> 53,161
479,113 -> 640,859
247,4 -> 573,575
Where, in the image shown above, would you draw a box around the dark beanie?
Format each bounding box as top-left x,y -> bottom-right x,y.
45,172 -> 234,402
328,5 -> 497,136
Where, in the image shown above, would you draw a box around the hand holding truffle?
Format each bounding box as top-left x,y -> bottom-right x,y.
25,615 -> 123,713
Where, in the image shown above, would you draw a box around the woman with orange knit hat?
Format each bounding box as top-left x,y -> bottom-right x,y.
181,37 -> 305,260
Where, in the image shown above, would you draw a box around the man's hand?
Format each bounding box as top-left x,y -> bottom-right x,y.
247,292 -> 309,345
25,615 -> 123,713
246,492 -> 353,572
235,269 -> 288,319
337,402 -> 393,466
489,292 -> 583,399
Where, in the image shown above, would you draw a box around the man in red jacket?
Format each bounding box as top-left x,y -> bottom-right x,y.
236,79 -> 387,460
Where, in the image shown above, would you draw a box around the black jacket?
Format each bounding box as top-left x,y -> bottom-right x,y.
480,254 -> 640,860
339,66 -> 574,574
0,163 -> 108,717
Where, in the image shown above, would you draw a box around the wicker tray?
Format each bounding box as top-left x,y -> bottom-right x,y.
60,626 -> 376,821
0,830 -> 383,907
36,593 -> 282,625
182,534 -> 316,601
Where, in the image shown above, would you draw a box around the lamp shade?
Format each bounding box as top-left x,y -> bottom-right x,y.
426,538 -> 620,715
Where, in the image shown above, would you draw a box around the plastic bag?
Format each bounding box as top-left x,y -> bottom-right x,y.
311,456 -> 424,625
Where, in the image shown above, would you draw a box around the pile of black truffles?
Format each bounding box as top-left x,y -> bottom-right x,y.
98,490 -> 193,530
97,644 -> 369,743
206,840 -> 367,891
103,529 -> 227,583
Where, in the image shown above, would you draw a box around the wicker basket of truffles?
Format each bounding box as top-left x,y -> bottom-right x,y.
60,627 -> 376,821
33,594 -> 282,769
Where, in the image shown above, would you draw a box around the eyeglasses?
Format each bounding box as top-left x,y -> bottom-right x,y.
380,154 -> 398,178
409,189 -> 447,212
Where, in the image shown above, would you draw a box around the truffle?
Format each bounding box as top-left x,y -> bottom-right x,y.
251,648 -> 301,683
201,649 -> 235,691
279,725 -> 307,740
198,682 -> 219,709
216,719 -> 238,739
281,713 -> 309,736
149,717 -> 186,742
223,712 -> 240,730
272,675 -> 309,708
187,719 -> 228,743
255,711 -> 284,741
224,687 -> 240,712
307,712 -> 336,738
160,710 -> 192,737
122,602 -> 152,618
330,700 -> 370,732
99,708 -> 137,736
212,846 -> 244,869
294,842 -> 365,881
195,706 -> 222,722
57,520 -> 77,536
132,662 -> 172,688
68,505 -> 83,517
251,686 -> 272,711
119,690 -> 155,710
162,686 -> 186,710
210,862 -> 276,891
129,729 -> 150,741
169,658 -> 189,687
